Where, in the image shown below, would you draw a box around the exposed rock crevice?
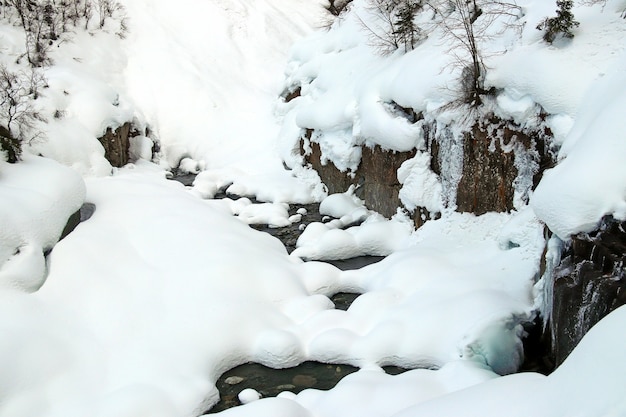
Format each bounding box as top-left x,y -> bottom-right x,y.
300,136 -> 416,219
300,114 -> 554,226
98,122 -> 132,168
548,216 -> 626,366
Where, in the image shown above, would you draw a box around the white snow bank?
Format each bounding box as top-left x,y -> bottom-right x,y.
208,197 -> 293,228
0,162 -> 549,416
531,49 -> 626,239
207,210 -> 548,417
283,0 -> 626,217
397,151 -> 443,213
487,1 -> 626,118
225,304 -> 626,417
292,216 -> 412,261
293,211 -> 544,374
27,22 -> 135,176
0,163 -> 326,417
0,155 -> 85,292
280,0 -> 450,164
292,189 -> 413,260
191,165 -> 326,204
121,0 -> 327,199
318,187 -> 365,218
213,219 -> 626,417
390,304 -> 626,417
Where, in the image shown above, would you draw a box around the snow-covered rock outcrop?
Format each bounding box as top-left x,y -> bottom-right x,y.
0,156 -> 85,292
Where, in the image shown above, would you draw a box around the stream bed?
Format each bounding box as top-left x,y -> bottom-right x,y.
167,173 -> 549,415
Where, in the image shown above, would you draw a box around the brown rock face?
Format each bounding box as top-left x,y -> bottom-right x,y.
301,134 -> 416,219
549,217 -> 626,366
456,126 -> 517,214
98,122 -> 132,167
355,145 -> 417,218
302,116 -> 553,224
430,118 -> 551,215
302,135 -> 354,196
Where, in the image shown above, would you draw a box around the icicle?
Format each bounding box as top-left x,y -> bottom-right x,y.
534,234 -> 564,330
435,122 -> 463,211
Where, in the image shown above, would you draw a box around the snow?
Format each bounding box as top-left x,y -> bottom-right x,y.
223,198 -> 293,228
318,187 -> 365,218
1,0 -> 626,416
292,188 -> 415,260
22,166 -> 313,416
0,155 -> 85,292
0,165 -> 540,416
238,388 -> 261,405
191,166 -> 326,204
397,151 -> 443,213
389,303 -> 626,417
200,305 -> 626,417
0,157 -> 551,416
282,0 -> 626,232
31,27 -> 135,177
531,47 -> 626,239
120,0 -> 327,198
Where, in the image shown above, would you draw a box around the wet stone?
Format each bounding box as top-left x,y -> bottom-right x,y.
168,169 -> 196,186
326,256 -> 385,270
382,365 -> 409,375
224,376 -> 245,385
275,384 -> 296,391
80,202 -> 96,222
249,202 -> 324,254
330,292 -> 360,311
292,374 -> 317,387
59,202 -> 97,242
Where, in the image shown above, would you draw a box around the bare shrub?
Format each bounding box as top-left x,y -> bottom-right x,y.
0,65 -> 46,161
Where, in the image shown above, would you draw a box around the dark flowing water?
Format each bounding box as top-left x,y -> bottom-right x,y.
168,174 -> 409,414
55,173 -> 548,416
204,361 -> 359,414
204,359 -> 407,414
200,287 -> 402,414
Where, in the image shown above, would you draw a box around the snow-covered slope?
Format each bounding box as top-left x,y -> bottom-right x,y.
279,0 -> 626,228
121,0 -> 324,172
0,156 -> 84,292
531,49 -> 626,238
1,0 -> 626,417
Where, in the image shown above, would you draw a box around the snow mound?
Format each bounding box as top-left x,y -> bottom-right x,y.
0,155 -> 85,292
532,49 -> 626,239
292,189 -> 413,261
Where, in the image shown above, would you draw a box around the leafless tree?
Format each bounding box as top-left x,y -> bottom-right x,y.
96,0 -> 118,28
0,65 -> 46,161
427,0 -> 522,106
430,0 -> 485,105
3,0 -> 127,66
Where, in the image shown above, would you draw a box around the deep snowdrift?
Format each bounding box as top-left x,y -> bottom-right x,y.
0,156 -> 85,292
1,0 -> 625,417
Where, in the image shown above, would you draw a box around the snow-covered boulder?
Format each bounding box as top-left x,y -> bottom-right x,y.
0,155 -> 85,292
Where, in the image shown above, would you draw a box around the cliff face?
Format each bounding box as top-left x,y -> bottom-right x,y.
549,217 -> 626,366
301,130 -> 416,220
299,111 -> 625,371
446,119 -> 553,215
98,122 -> 133,168
301,115 -> 553,225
